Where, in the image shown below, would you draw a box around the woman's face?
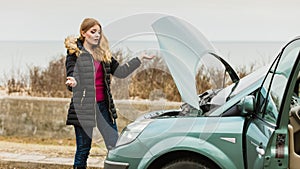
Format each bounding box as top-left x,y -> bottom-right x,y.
82,24 -> 101,46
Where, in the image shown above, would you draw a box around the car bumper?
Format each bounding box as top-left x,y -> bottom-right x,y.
104,160 -> 130,169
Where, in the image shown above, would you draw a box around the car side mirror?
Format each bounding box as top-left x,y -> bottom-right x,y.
238,95 -> 256,116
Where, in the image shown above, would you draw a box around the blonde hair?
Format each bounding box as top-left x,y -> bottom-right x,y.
65,18 -> 112,63
93,34 -> 112,63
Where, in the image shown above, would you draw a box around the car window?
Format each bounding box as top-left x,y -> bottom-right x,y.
257,45 -> 300,125
295,73 -> 300,97
291,77 -> 300,107
257,86 -> 279,124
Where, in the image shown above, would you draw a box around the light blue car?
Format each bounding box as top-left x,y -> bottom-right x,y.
104,16 -> 300,169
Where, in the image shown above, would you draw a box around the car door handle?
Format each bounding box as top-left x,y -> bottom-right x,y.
251,141 -> 265,156
256,146 -> 265,156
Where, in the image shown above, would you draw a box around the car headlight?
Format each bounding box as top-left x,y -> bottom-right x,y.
116,119 -> 153,147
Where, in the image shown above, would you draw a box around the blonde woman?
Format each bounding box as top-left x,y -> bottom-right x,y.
65,18 -> 153,169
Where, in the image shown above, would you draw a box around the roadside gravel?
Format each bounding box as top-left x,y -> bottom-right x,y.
0,141 -> 106,169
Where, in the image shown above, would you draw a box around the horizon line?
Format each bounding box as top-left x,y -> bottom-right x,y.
0,39 -> 286,43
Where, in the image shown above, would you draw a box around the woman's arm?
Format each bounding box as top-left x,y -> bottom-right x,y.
111,57 -> 141,78
65,53 -> 77,91
111,54 -> 155,78
66,54 -> 77,76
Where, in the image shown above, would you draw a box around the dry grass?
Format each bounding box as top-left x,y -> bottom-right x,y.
2,50 -> 255,100
0,136 -> 105,149
0,136 -> 76,146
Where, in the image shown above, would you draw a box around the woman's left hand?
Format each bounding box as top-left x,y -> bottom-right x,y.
139,53 -> 155,60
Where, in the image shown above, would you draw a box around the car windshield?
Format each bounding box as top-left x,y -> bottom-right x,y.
204,66 -> 268,116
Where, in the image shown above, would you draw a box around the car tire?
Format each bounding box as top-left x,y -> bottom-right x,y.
161,158 -> 218,169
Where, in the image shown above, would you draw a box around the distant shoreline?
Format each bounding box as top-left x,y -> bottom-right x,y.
0,40 -> 285,85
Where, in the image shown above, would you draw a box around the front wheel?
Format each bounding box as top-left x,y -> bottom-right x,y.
161,158 -> 218,169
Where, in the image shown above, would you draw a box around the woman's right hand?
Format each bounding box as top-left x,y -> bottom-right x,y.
65,77 -> 77,87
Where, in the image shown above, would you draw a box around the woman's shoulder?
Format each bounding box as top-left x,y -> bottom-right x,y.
110,57 -> 119,64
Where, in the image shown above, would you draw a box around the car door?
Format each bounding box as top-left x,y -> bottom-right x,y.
245,37 -> 300,169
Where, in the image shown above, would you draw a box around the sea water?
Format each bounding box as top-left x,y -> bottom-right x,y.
0,40 -> 286,84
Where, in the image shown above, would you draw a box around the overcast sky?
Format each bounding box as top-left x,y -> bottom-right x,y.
1,0 -> 300,41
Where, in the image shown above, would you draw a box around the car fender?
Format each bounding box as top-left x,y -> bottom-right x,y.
137,136 -> 239,169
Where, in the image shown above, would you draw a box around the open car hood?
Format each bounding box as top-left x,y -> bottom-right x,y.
152,16 -> 239,110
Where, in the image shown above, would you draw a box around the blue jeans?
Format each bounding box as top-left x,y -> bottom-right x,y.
73,101 -> 118,167
74,126 -> 92,167
96,101 -> 119,149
